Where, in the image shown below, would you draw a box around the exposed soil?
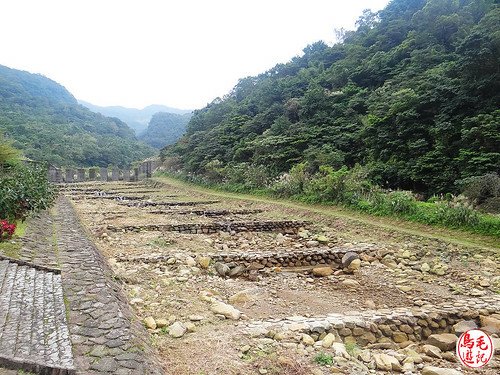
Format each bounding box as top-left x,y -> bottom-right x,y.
68,178 -> 500,375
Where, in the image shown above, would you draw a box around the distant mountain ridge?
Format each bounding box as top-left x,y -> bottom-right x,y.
0,64 -> 155,167
139,112 -> 192,149
79,101 -> 192,135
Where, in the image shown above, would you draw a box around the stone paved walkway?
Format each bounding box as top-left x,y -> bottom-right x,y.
0,196 -> 163,374
54,197 -> 163,375
0,259 -> 74,374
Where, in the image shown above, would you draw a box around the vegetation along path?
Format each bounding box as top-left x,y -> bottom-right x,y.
57,178 -> 499,375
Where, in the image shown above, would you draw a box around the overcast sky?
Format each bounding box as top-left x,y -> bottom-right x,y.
1,0 -> 390,110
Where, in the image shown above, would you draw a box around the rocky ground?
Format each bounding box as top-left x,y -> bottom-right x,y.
66,178 -> 499,375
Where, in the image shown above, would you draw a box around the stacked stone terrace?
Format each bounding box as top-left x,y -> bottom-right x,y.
242,295 -> 500,348
106,220 -> 311,234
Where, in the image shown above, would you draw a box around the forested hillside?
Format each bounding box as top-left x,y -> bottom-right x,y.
79,101 -> 191,134
0,65 -> 155,167
163,0 -> 499,196
139,112 -> 192,149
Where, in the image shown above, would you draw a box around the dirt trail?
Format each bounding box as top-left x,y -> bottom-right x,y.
67,179 -> 499,375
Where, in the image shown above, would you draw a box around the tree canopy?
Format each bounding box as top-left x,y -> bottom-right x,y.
162,0 -> 499,196
139,112 -> 192,149
0,65 -> 156,167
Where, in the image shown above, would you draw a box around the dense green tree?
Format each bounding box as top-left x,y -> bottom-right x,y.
0,65 -> 156,167
162,0 -> 500,196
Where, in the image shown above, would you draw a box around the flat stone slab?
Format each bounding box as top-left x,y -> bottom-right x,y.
0,259 -> 75,374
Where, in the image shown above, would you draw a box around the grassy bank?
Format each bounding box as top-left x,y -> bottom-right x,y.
154,173 -> 500,252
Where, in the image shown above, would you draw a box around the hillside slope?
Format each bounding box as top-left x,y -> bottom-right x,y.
163,0 -> 499,196
139,112 -> 192,149
80,101 -> 192,134
0,65 -> 155,167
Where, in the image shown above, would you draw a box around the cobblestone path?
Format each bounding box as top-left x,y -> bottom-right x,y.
0,259 -> 74,374
54,197 -> 162,375
0,196 -> 163,374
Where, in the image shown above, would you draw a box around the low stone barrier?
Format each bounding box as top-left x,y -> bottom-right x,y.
70,195 -> 147,201
241,295 -> 500,348
148,209 -> 264,217
107,220 -> 310,234
210,246 -> 373,268
119,200 -> 220,208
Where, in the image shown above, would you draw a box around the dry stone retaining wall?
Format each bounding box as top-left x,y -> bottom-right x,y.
210,246 -> 371,269
242,295 -> 500,348
119,200 -> 220,208
149,209 -> 264,217
107,220 -> 310,234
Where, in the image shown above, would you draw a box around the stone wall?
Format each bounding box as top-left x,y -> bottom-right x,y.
107,220 -> 310,234
210,247 -> 370,269
242,295 -> 500,348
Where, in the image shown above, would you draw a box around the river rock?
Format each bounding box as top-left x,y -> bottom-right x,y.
427,334 -> 457,351
197,256 -> 211,269
348,258 -> 361,272
422,344 -> 442,359
342,252 -> 359,268
210,301 -> 241,320
373,353 -> 400,371
453,320 -> 477,335
169,322 -> 187,338
229,289 -> 259,304
421,366 -> 461,375
420,263 -> 431,272
342,279 -> 360,287
312,266 -> 333,277
144,316 -> 156,330
302,334 -> 315,346
214,262 -> 230,277
316,235 -> 329,244
228,264 -> 246,277
479,315 -> 500,334
321,332 -> 337,348
155,318 -> 168,328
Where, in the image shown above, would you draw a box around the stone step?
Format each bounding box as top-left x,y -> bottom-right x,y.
0,260 -> 75,374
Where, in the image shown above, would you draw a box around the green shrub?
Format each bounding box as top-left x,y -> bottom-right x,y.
434,199 -> 480,227
313,352 -> 333,366
459,173 -> 500,207
0,163 -> 57,221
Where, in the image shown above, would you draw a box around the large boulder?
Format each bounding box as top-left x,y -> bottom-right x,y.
427,333 -> 457,351
228,264 -> 246,277
480,315 -> 500,335
453,320 -> 477,335
341,252 -> 359,268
